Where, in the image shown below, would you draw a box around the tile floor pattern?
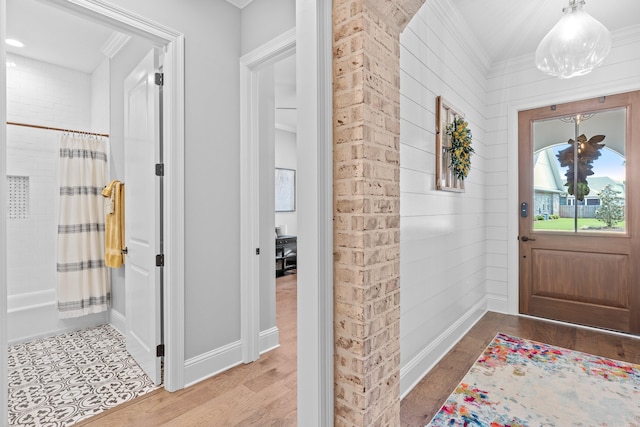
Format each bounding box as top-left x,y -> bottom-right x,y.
8,324 -> 159,426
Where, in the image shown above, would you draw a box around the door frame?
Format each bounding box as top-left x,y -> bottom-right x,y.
239,28 -> 295,363
517,93 -> 639,332
507,83 -> 640,316
0,1 -> 186,411
239,0 -> 334,422
1,0 -> 7,420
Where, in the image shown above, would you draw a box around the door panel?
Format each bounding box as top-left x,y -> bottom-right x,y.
519,91 -> 640,334
531,249 -> 628,307
124,49 -> 162,384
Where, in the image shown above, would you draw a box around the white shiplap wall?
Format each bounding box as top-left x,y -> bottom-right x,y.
399,1 -> 640,396
485,25 -> 640,315
399,0 -> 490,396
399,5 -> 640,395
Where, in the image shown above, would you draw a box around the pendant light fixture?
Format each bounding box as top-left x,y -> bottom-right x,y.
535,0 -> 611,79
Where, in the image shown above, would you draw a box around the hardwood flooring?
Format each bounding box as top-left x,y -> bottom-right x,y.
75,284 -> 640,426
400,311 -> 640,426
76,273 -> 297,427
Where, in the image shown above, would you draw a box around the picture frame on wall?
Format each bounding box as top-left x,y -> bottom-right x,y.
436,95 -> 466,192
275,168 -> 296,212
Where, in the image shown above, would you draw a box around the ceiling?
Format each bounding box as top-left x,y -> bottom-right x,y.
275,55 -> 297,132
6,0 -> 119,73
7,0 -> 640,72
452,0 -> 640,64
5,0 -> 639,130
5,0 -> 299,130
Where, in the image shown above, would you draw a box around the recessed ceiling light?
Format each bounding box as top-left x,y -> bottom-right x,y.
6,39 -> 24,48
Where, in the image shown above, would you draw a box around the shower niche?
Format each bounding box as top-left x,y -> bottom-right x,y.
7,175 -> 29,220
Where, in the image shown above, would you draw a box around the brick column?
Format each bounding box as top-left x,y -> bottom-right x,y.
332,0 -> 424,425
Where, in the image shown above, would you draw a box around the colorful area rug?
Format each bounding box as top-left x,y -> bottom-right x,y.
428,333 -> 640,426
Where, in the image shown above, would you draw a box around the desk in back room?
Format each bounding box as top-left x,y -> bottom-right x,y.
275,235 -> 296,277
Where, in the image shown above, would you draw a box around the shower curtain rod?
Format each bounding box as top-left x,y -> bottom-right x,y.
6,121 -> 109,138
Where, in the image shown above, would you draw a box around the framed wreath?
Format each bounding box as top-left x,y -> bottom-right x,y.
435,96 -> 473,192
445,117 -> 474,181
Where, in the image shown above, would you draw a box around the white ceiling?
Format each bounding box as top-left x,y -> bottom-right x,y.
275,54 -> 297,132
452,0 -> 640,64
6,0 -> 119,73
8,0 -> 639,73
5,0 -> 638,132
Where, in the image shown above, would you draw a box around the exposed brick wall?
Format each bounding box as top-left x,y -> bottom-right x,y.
333,0 -> 424,425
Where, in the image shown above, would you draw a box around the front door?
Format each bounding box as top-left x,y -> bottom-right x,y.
124,50 -> 162,384
518,91 -> 640,334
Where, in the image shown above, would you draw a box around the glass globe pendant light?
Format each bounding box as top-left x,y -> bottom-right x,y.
535,0 -> 612,79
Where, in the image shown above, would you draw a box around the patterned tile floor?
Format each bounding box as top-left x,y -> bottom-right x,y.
8,324 -> 159,426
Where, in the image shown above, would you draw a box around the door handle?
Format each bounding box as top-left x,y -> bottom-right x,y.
519,236 -> 536,242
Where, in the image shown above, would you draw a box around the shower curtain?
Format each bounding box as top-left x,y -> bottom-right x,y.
57,134 -> 110,318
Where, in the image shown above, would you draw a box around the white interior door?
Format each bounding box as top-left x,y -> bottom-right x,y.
124,49 -> 162,385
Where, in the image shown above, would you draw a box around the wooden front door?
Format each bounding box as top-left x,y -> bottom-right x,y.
518,91 -> 640,334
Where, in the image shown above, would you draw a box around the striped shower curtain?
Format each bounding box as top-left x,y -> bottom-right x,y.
57,134 -> 110,318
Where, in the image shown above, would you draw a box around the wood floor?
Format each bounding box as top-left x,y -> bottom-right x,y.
76,273 -> 298,427
75,282 -> 640,426
400,311 -> 640,426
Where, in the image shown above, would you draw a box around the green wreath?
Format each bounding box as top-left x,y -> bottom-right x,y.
445,118 -> 474,180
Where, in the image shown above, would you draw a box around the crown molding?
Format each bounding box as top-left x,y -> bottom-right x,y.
100,31 -> 131,58
612,24 -> 640,47
226,0 -> 254,9
486,53 -> 534,80
429,0 -> 492,76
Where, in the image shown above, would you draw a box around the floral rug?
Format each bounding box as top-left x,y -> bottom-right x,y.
427,333 -> 640,426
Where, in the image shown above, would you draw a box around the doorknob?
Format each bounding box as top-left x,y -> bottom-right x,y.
519,236 -> 536,242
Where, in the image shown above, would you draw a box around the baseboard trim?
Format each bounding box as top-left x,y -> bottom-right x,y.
400,298 -> 488,399
184,340 -> 243,388
108,308 -> 126,336
487,294 -> 509,313
183,326 -> 280,388
259,326 -> 280,354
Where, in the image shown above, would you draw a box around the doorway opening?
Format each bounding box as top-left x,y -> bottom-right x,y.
2,0 -> 185,423
239,29 -> 300,421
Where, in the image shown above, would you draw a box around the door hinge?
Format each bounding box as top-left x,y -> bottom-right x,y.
256,248 -> 260,255
156,344 -> 165,357
155,163 -> 164,176
156,254 -> 164,267
155,72 -> 164,86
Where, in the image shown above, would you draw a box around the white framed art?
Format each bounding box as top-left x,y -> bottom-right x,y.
275,168 -> 296,212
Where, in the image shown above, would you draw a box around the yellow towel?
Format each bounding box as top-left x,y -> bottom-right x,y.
102,180 -> 125,268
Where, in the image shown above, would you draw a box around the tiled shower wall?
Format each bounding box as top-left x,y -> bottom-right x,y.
6,53 -> 98,342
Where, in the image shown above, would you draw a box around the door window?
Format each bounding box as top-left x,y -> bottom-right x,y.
531,108 -> 626,234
